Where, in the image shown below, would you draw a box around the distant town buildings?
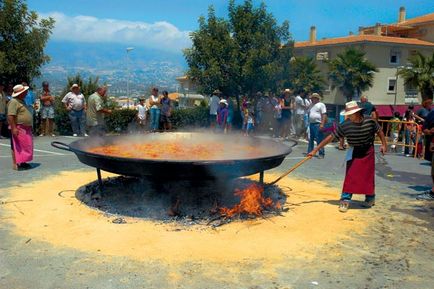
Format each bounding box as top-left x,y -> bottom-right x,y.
294,7 -> 434,113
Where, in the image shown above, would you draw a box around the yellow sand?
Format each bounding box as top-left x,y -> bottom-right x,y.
1,171 -> 366,264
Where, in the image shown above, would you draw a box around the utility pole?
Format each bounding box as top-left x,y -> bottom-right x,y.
126,47 -> 135,108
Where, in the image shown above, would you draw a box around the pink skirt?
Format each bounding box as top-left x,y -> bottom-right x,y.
342,145 -> 375,195
12,124 -> 33,164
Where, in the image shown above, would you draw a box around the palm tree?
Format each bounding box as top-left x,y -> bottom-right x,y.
328,48 -> 378,101
289,56 -> 325,93
397,52 -> 434,101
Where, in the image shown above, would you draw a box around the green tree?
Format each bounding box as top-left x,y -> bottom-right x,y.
0,0 -> 54,84
290,57 -> 325,93
397,51 -> 434,101
184,0 -> 293,100
60,74 -> 100,99
184,6 -> 238,97
328,48 -> 378,101
228,0 -> 292,96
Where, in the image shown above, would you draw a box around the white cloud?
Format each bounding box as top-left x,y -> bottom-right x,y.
42,12 -> 191,53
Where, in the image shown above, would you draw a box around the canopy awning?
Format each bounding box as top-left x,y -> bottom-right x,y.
376,104 -> 422,117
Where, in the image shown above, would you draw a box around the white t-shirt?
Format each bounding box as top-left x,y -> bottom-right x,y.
295,96 -> 311,115
149,95 -> 160,109
137,104 -> 147,120
309,102 -> 327,124
62,92 -> 86,111
209,95 -> 220,115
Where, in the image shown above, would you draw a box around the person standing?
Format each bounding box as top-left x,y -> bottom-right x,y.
307,93 -> 327,159
7,84 -> 34,170
415,99 -> 433,160
148,87 -> 161,132
39,81 -> 55,136
359,96 -> 378,120
388,111 -> 401,153
86,86 -> 111,136
309,101 -> 387,212
294,91 -> 309,139
403,110 -> 417,157
216,99 -> 228,133
418,109 -> 434,200
160,91 -> 172,131
136,97 -> 148,132
226,96 -> 234,132
62,84 -> 87,137
280,91 -> 292,139
416,99 -> 432,120
0,84 -> 7,139
209,90 -> 221,128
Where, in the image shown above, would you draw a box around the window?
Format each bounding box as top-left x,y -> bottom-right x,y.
387,77 -> 397,93
390,49 -> 401,64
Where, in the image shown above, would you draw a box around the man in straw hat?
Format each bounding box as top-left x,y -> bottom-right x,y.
308,101 -> 387,212
7,84 -> 34,170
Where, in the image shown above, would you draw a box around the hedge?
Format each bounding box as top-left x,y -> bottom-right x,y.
53,102 -> 210,135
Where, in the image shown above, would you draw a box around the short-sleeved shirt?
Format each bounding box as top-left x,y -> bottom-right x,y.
358,101 -> 376,116
309,102 -> 327,123
209,96 -> 220,115
86,92 -> 105,126
62,92 -> 86,111
7,97 -> 33,126
295,95 -> 309,115
332,117 -> 381,147
161,97 -> 171,116
417,107 -> 431,120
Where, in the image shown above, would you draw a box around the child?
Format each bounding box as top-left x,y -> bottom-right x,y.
389,111 -> 401,153
217,99 -> 228,133
137,97 -> 148,132
244,102 -> 255,136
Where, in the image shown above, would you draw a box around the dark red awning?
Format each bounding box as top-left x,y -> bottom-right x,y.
376,105 -> 422,117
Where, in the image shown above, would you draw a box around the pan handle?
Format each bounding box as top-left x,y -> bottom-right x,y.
51,141 -> 72,152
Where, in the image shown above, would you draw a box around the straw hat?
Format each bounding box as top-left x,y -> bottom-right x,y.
12,84 -> 29,97
341,101 -> 363,116
310,92 -> 322,100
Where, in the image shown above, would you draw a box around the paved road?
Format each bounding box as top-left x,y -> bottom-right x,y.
1,135 -> 433,289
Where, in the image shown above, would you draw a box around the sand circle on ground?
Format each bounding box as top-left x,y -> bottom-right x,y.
1,170 -> 367,264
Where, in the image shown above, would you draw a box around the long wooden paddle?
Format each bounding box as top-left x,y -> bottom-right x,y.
267,155 -> 313,186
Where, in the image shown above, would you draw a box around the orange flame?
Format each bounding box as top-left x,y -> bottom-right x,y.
219,184 -> 278,217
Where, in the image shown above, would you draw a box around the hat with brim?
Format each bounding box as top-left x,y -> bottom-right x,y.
12,84 -> 29,97
213,89 -> 222,95
310,92 -> 322,100
219,99 -> 228,106
284,88 -> 291,94
341,101 -> 363,116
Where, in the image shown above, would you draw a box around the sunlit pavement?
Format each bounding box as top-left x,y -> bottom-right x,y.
1,134 -> 433,289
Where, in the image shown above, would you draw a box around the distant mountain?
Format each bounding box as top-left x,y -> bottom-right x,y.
37,41 -> 188,96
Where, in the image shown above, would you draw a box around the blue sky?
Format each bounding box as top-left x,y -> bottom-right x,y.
27,0 -> 434,53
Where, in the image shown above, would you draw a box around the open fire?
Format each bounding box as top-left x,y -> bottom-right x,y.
219,184 -> 281,218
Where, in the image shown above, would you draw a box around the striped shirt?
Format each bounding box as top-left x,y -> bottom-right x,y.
333,117 -> 381,146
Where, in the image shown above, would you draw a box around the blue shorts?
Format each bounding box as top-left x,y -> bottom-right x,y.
40,106 -> 54,119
